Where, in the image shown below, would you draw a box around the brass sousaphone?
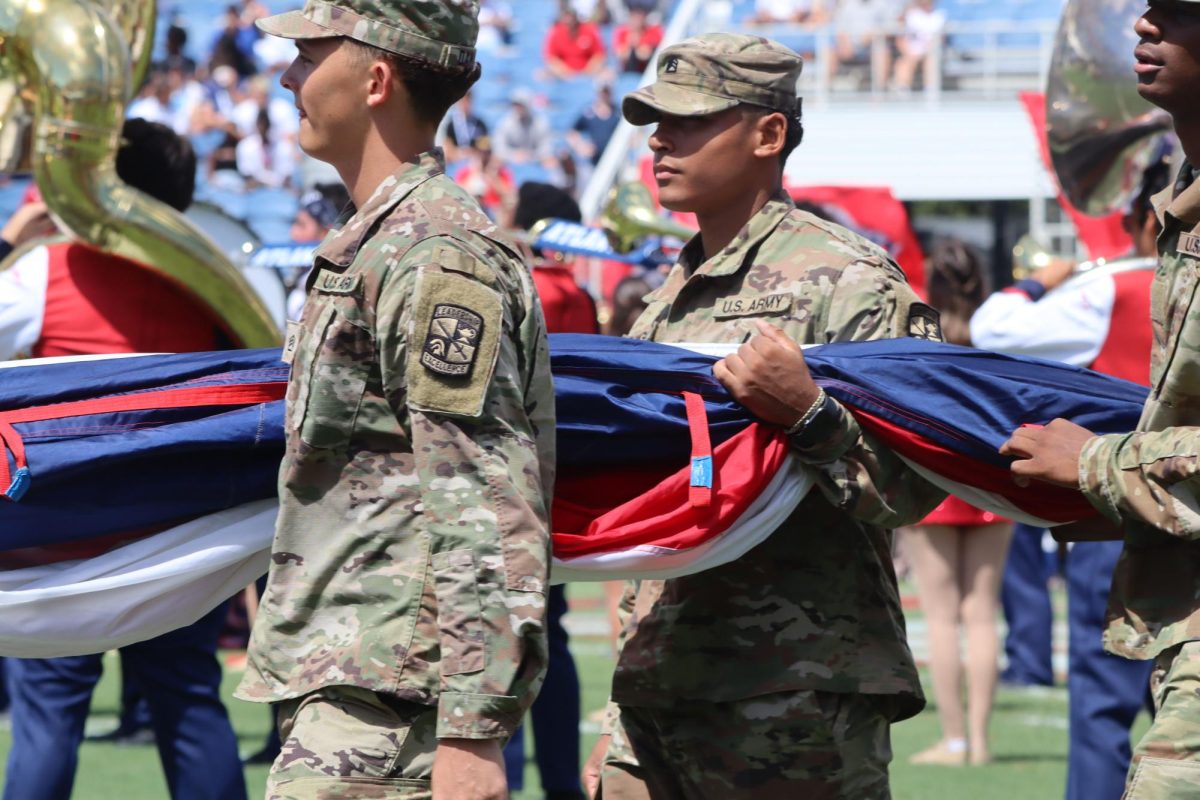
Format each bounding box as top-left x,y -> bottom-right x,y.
1046,0 -> 1173,217
0,0 -> 281,348
1015,0 -> 1173,280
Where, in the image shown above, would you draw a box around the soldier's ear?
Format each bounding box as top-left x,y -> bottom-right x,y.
751,110 -> 787,161
365,59 -> 392,109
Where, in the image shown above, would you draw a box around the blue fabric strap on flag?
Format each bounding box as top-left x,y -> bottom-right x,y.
6,467 -> 30,502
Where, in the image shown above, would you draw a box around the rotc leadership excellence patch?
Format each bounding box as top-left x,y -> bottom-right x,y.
408,269 -> 501,418
907,303 -> 943,341
421,304 -> 485,377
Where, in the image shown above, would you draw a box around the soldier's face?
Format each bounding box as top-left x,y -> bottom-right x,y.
648,108 -> 761,216
1134,0 -> 1200,117
281,39 -> 372,166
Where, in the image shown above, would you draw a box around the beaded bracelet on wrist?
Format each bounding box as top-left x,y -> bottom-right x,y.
784,387 -> 828,436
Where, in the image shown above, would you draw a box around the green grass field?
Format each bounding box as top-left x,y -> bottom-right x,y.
0,581 -> 1150,799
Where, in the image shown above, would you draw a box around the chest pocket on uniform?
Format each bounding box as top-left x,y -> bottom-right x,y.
292,301 -> 373,451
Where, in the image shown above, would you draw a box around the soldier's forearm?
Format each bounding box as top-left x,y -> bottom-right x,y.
1080,430 -> 1200,540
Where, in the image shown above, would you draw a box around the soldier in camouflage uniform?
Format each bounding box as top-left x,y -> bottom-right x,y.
582,34 -> 946,799
1001,2 -> 1200,797
237,3 -> 555,799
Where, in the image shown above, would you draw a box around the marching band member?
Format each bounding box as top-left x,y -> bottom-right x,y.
0,119 -> 245,800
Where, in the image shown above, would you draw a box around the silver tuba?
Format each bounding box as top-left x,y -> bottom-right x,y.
0,0 -> 281,348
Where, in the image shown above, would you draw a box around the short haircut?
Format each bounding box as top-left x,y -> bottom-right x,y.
345,40 -> 481,126
116,118 -> 197,212
780,106 -> 804,164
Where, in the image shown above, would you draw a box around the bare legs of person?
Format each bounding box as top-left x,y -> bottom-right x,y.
906,523 -> 1014,766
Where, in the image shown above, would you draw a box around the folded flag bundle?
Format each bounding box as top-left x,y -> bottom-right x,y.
0,336 -> 1147,655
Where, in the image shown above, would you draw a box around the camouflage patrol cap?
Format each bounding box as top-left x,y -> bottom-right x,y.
257,0 -> 479,71
622,33 -> 802,125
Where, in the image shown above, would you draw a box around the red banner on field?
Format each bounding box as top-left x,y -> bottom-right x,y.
1019,91 -> 1132,262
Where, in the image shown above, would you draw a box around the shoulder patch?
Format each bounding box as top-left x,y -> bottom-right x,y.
408,270 -> 502,418
421,303 -> 485,377
907,303 -> 943,341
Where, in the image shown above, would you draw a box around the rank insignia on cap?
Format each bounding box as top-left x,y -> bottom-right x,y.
665,56 -> 679,73
421,304 -> 484,377
907,303 -> 943,341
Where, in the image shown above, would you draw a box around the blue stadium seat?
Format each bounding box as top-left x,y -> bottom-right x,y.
507,162 -> 552,187
244,188 -> 299,223
202,188 -> 250,220
248,217 -> 294,245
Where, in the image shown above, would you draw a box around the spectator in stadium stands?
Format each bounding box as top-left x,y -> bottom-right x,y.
751,0 -> 830,26
128,71 -> 179,130
503,181 -> 594,800
544,6 -> 609,79
494,89 -> 557,166
232,75 -> 299,142
160,23 -> 197,75
237,0 -> 270,31
236,108 -> 297,190
455,136 -> 517,221
208,4 -> 258,79
613,8 -> 664,73
192,65 -> 243,135
443,93 -> 489,163
206,129 -> 246,193
478,0 -> 516,51
166,62 -> 210,136
828,0 -> 896,90
623,0 -> 672,14
892,0 -> 946,91
568,83 -> 620,165
905,239 -> 1013,767
570,0 -> 611,24
254,30 -> 299,74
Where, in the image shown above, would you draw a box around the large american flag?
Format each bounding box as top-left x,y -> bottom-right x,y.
0,335 -> 1146,656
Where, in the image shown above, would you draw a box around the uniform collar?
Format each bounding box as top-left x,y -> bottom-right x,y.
678,193 -> 795,279
1160,161 -> 1200,228
313,149 -> 446,269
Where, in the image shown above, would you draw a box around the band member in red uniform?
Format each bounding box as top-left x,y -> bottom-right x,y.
0,118 -> 246,800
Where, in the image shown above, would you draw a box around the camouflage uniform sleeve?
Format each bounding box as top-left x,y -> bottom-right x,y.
789,256 -> 947,527
1079,429 -> 1200,539
376,237 -> 551,740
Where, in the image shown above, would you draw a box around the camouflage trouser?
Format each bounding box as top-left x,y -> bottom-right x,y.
1124,641 -> 1200,799
599,690 -> 894,799
266,686 -> 438,800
